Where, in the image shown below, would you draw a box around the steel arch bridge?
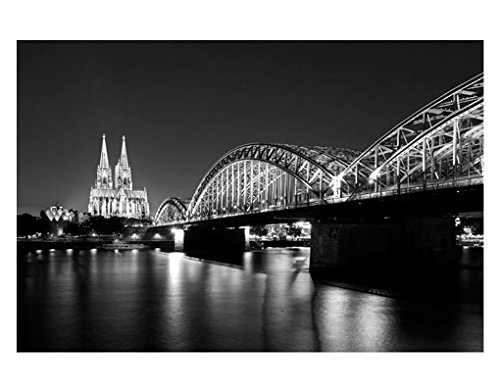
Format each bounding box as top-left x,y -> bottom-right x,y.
153,197 -> 189,226
186,143 -> 360,221
337,73 -> 483,199
155,73 -> 483,225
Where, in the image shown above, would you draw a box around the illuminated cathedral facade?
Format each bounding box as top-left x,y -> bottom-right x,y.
88,134 -> 150,219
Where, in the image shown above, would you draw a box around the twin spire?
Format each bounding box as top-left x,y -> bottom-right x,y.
89,133 -> 149,219
119,135 -> 129,169
98,134 -> 129,169
96,133 -> 132,190
99,134 -> 110,169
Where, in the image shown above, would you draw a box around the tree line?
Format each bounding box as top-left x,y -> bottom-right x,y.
17,212 -> 151,238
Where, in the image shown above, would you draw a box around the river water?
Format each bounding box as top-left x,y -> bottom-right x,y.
18,248 -> 483,352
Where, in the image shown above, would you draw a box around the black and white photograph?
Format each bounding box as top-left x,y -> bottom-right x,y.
17,40 -> 484,352
3,2 -> 499,391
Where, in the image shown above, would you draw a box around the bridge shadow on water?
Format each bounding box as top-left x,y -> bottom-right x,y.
310,246 -> 483,313
148,247 -> 322,351
184,247 -> 310,276
184,251 -> 246,271
184,246 -> 483,311
178,247 -> 483,352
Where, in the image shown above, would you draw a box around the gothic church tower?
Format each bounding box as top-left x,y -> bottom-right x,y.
88,133 -> 149,219
114,136 -> 133,190
95,134 -> 113,189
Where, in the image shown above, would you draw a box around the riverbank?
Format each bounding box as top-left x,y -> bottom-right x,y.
17,238 -> 175,253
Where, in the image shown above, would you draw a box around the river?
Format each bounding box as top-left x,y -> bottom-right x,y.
18,247 -> 483,351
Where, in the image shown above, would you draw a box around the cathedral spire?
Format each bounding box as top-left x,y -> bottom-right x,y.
119,135 -> 129,168
89,133 -> 148,218
94,133 -> 113,189
99,133 -> 110,169
115,135 -> 133,190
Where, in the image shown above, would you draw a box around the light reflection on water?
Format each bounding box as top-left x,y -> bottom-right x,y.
18,248 -> 482,352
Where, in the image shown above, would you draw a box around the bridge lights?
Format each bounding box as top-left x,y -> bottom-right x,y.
369,168 -> 381,183
241,226 -> 251,241
171,227 -> 185,243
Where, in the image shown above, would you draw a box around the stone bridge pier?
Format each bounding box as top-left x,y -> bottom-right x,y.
309,216 -> 458,273
145,225 -> 250,252
183,226 -> 247,252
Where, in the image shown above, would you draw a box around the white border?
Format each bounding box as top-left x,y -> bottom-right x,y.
2,1 -> 499,391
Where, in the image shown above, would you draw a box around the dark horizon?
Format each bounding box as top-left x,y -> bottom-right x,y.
17,41 -> 483,216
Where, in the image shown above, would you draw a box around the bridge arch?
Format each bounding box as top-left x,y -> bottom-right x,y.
186,143 -> 360,221
153,197 -> 189,226
337,73 -> 484,198
157,74 -> 483,224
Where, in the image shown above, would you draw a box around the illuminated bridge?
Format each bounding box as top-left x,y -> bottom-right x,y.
154,74 -> 483,225
150,74 -> 483,270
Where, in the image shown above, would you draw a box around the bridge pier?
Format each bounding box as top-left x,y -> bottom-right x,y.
143,226 -> 176,251
310,216 -> 458,273
184,226 -> 247,252
399,216 -> 458,266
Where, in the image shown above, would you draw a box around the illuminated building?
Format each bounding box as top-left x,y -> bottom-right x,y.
43,204 -> 78,223
88,134 -> 150,219
40,203 -> 78,235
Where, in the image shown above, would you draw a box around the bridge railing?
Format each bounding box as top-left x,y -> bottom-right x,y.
344,175 -> 483,202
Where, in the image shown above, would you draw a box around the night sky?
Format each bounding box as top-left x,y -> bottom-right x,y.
17,41 -> 482,216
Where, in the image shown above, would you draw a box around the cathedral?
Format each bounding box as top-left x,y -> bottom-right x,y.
88,134 -> 150,219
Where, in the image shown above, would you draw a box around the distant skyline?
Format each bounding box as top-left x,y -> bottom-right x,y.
18,41 -> 483,215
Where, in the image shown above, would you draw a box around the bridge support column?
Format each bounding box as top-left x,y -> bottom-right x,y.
143,226 -> 175,251
400,216 -> 458,267
310,221 -> 401,271
310,216 -> 457,273
184,226 -> 247,252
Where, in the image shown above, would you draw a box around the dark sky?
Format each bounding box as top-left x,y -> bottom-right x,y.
17,41 -> 482,215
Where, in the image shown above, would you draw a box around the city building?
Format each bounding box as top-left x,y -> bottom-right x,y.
40,203 -> 78,235
88,134 -> 150,219
42,204 -> 78,223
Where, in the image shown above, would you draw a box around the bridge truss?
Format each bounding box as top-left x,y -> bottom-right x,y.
338,73 -> 483,199
186,144 -> 360,221
155,74 -> 484,225
153,197 -> 189,226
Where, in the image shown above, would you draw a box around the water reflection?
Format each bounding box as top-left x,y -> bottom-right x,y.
18,248 -> 482,352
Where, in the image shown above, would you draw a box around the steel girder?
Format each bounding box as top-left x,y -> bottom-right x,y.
364,104 -> 484,196
158,74 -> 484,224
186,143 -> 359,221
153,197 -> 188,226
337,74 -> 484,198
